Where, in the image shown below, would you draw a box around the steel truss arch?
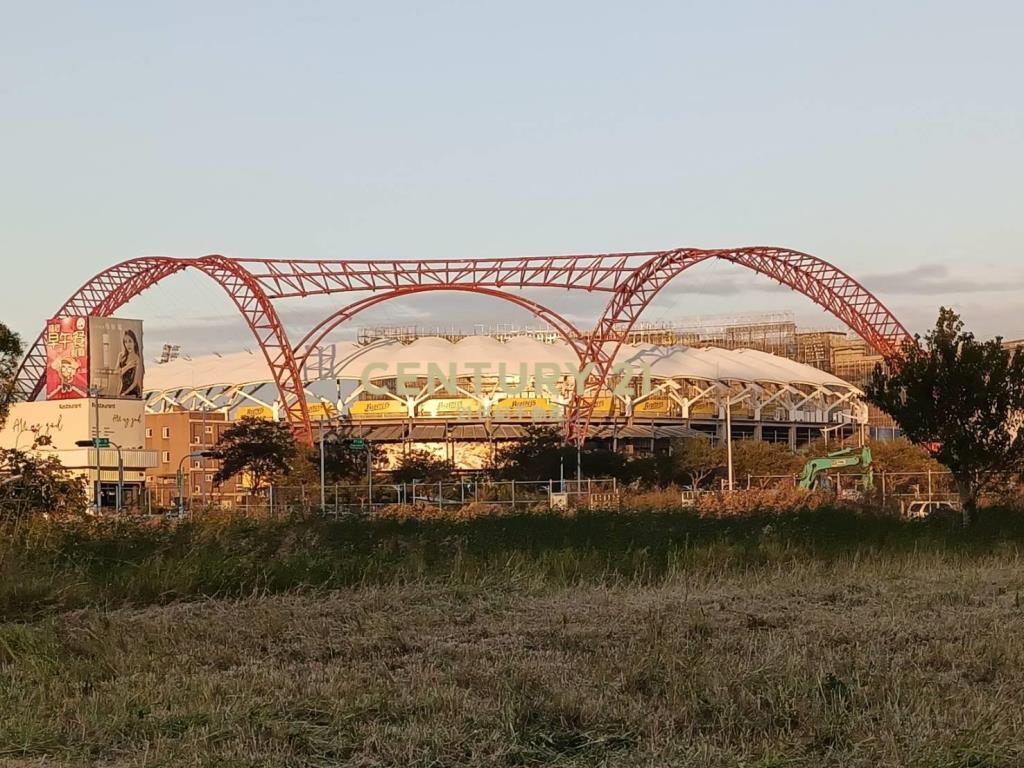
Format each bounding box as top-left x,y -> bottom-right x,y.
18,245 -> 912,448
13,256 -> 313,443
566,247 -> 913,442
294,285 -> 586,373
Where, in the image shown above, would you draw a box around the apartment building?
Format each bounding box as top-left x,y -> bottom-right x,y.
143,410 -> 243,508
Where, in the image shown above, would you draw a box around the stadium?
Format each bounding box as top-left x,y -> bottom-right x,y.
143,332 -> 867,468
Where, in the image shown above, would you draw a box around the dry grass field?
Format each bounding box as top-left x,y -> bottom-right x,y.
2,511 -> 1023,766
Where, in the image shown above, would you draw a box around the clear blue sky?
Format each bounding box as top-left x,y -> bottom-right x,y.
2,1 -> 1022,354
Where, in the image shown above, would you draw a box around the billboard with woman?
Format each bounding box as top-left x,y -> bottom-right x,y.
88,318 -> 144,399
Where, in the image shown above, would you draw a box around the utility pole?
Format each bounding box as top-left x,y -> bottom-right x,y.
726,396 -> 734,492
366,440 -> 373,510
319,418 -> 326,511
576,444 -> 581,492
113,442 -> 124,513
88,385 -> 102,513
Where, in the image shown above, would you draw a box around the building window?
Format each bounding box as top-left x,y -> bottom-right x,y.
194,485 -> 202,494
161,426 -> 171,439
145,428 -> 152,438
205,425 -> 214,434
193,460 -> 201,469
161,451 -> 170,463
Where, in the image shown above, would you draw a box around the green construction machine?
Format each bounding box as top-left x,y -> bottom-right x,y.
797,446 -> 873,493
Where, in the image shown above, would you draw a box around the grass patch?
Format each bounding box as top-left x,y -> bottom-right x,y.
1,508 -> 1023,765
2,507 -> 1024,619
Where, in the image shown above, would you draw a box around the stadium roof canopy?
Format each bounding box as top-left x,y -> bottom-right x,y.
146,336 -> 858,394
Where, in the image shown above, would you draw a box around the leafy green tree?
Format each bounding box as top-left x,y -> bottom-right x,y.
674,436 -> 726,489
731,440 -> 803,485
391,449 -> 455,484
0,439 -> 87,519
622,453 -> 677,488
865,438 -> 943,475
491,425 -> 631,483
491,425 -> 569,481
211,417 -> 296,491
864,308 -> 1024,524
308,431 -> 379,483
0,322 -> 23,428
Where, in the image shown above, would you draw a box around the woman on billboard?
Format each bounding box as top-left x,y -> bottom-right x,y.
116,329 -> 143,398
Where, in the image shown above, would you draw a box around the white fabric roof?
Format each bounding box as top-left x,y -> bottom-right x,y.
145,336 -> 857,392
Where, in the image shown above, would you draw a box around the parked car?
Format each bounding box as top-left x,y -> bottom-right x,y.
904,500 -> 960,519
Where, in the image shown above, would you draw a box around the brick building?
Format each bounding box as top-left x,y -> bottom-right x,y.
144,410 -> 244,508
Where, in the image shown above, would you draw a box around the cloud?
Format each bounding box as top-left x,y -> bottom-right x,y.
860,263 -> 1024,296
657,273 -> 791,297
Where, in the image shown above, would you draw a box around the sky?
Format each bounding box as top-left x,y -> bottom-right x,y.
2,1 -> 1023,356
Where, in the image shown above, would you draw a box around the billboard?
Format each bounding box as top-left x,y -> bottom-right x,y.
1,399 -> 148,451
45,317 -> 90,400
88,318 -> 144,399
235,405 -> 275,420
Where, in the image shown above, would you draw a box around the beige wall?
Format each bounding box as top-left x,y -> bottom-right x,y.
1,399 -> 147,451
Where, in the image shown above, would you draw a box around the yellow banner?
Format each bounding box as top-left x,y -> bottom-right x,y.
307,402 -> 338,420
634,397 -> 673,416
236,405 -> 274,420
492,397 -> 555,418
585,396 -> 615,416
688,401 -> 718,417
350,399 -> 407,419
419,398 -> 481,417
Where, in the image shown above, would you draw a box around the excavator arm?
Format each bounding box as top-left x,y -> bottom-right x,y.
798,447 -> 873,491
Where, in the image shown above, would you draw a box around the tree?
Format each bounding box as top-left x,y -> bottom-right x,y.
211,417 -> 296,492
490,424 -> 631,483
674,436 -> 726,489
731,440 -> 803,486
391,449 -> 455,484
0,322 -> 23,429
864,308 -> 1024,524
0,438 -> 87,520
622,453 -> 677,488
308,432 -> 378,483
864,438 -> 944,475
491,425 -> 569,481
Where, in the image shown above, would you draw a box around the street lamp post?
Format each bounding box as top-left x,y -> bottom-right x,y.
319,418 -> 326,511
110,441 -> 124,513
178,450 -> 215,517
725,397 -> 734,491
88,385 -> 102,513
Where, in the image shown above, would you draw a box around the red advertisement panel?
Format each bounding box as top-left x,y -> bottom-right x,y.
45,316 -> 89,400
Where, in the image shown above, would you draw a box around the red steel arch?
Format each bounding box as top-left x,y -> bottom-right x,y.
14,256 -> 313,443
294,285 -> 586,373
18,246 -> 912,446
14,257 -> 187,402
565,246 -> 913,441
